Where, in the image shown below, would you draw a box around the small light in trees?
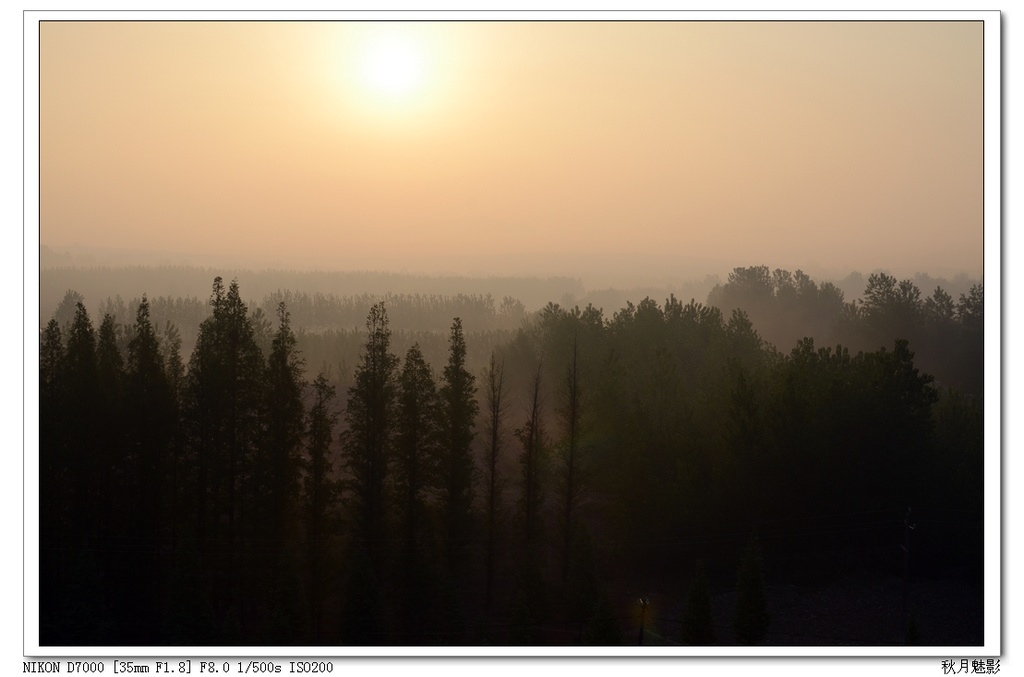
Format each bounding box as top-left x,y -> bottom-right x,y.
637,597 -> 650,646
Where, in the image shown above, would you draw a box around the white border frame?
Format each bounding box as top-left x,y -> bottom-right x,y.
23,8 -> 1002,661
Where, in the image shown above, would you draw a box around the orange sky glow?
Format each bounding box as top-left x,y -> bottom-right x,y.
39,20 -> 984,282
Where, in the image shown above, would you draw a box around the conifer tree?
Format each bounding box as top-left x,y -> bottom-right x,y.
304,371 -> 340,643
94,314 -> 126,547
395,343 -> 440,555
263,302 -> 306,548
394,343 -> 441,642
438,317 -> 479,561
40,319 -> 64,408
556,333 -> 586,586
122,295 -> 177,644
482,350 -> 508,609
38,318 -> 66,643
53,289 -> 85,331
339,302 -> 398,643
96,314 -> 125,401
187,278 -> 265,543
185,278 -> 265,638
159,320 -> 186,399
158,319 -> 187,554
254,302 -> 307,642
64,302 -> 98,541
341,302 -> 399,556
516,362 -> 546,552
39,318 -> 66,519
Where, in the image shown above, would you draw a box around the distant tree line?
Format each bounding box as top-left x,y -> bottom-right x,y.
40,265 -> 582,323
49,288 -> 526,378
39,268 -> 984,646
260,290 -> 527,333
709,266 -> 984,395
47,266 -> 983,399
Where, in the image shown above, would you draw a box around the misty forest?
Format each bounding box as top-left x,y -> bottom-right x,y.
38,265 -> 985,647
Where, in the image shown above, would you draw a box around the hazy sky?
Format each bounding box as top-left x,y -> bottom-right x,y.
39,20 -> 984,281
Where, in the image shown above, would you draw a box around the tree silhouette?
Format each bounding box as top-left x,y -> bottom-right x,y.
516,361 -> 546,553
184,278 -> 266,635
121,295 -> 177,643
861,272 -> 923,348
395,343 -> 440,557
53,288 -> 85,331
437,317 -> 479,564
556,332 -> 586,587
303,371 -> 340,643
254,301 -> 307,642
508,361 -> 548,642
38,318 -> 67,644
393,343 -> 441,643
482,350 -> 508,609
95,313 -> 126,541
39,319 -> 65,535
262,302 -> 306,548
64,302 -> 99,542
340,302 -> 399,561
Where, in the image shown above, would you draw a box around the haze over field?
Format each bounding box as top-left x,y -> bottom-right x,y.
40,21 -> 983,283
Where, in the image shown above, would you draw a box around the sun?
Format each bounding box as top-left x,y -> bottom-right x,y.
326,25 -> 449,124
359,33 -> 427,99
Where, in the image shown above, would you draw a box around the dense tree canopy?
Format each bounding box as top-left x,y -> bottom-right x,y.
38,268 -> 985,646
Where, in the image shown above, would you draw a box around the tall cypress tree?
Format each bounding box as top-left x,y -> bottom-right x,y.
185,278 -> 265,639
158,319 -> 187,558
94,312 -> 127,636
262,302 -> 306,548
394,343 -> 440,642
257,302 -> 307,642
304,371 -> 340,643
190,278 -> 265,540
39,319 -> 64,411
556,332 -> 586,587
482,351 -> 508,609
64,302 -> 99,542
95,314 -> 125,541
341,302 -> 399,557
38,319 -> 66,643
39,319 -> 66,528
395,343 -> 440,556
339,302 -> 398,644
438,317 -> 478,563
186,278 -> 226,550
121,295 -> 177,644
516,362 -> 546,553
507,361 -> 549,640
96,314 -> 125,396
